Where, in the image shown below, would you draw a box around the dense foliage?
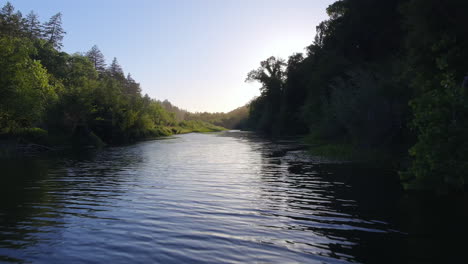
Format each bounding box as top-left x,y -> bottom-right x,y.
184,105 -> 249,130
246,0 -> 468,192
0,2 -> 223,147
157,100 -> 249,129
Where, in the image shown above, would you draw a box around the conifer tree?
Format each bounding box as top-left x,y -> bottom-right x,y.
86,45 -> 106,72
125,73 -> 141,96
43,12 -> 65,49
0,2 -> 14,18
109,57 -> 125,79
0,2 -> 23,36
23,11 -> 42,39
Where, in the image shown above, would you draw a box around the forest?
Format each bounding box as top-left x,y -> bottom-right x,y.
0,2 -> 224,149
157,100 -> 249,130
1,0 -> 468,193
245,0 -> 468,193
2,2 -> 468,263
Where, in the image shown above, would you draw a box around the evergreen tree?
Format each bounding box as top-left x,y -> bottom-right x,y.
125,73 -> 141,96
0,1 -> 14,16
43,12 -> 65,49
109,57 -> 125,79
86,45 -> 106,72
23,11 -> 42,39
0,2 -> 23,36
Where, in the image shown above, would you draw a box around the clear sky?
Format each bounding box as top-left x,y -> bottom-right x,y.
7,0 -> 335,113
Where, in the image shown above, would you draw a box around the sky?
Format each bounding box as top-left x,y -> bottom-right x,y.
7,0 -> 335,113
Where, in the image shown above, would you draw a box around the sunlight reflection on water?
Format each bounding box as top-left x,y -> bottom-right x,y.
0,131 -> 412,263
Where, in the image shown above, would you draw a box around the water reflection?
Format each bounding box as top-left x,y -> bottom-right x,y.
223,132 -> 403,263
0,147 -> 146,263
0,131 -> 466,263
0,158 -> 60,263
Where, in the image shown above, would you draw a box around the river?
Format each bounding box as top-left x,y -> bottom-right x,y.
0,131 -> 466,263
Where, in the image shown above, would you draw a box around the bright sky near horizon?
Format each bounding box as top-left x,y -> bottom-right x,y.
8,0 -> 335,113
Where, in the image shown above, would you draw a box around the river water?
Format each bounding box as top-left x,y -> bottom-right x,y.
0,131 -> 466,263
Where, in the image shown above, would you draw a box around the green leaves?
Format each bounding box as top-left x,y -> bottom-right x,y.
0,1 -> 228,147
0,37 -> 57,132
406,74 -> 468,191
401,0 -> 468,192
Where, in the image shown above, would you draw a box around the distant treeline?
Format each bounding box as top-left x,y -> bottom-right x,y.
0,2 -> 223,148
184,105 -> 249,130
156,100 -> 249,129
245,0 -> 468,192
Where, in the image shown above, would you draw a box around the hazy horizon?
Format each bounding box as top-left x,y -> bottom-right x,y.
7,0 -> 334,113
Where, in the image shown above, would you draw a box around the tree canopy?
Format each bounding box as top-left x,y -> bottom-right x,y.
0,1 -> 224,147
246,0 -> 468,192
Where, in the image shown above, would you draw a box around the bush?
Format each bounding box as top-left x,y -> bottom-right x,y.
13,127 -> 49,143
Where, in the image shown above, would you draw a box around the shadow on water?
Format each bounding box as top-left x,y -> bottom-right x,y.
0,147 -> 145,263
0,131 -> 466,263
222,131 -> 468,263
0,158 -> 56,263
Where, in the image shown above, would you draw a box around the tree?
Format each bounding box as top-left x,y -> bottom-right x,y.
400,0 -> 468,191
86,45 -> 106,72
43,12 -> 65,49
23,11 -> 42,39
0,37 -> 56,131
125,73 -> 141,96
0,2 -> 14,17
48,54 -> 100,141
108,57 -> 125,80
282,53 -> 308,134
246,56 -> 286,134
246,56 -> 286,97
0,3 -> 221,146
0,2 -> 24,37
328,65 -> 408,147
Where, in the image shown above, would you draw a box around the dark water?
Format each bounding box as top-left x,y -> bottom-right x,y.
0,131 -> 466,263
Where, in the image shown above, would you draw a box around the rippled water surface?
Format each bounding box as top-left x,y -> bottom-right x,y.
1,132 -> 466,263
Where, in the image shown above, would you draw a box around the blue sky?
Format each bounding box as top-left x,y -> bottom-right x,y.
7,0 -> 334,112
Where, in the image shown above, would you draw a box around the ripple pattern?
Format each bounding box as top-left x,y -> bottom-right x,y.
0,132 -> 403,263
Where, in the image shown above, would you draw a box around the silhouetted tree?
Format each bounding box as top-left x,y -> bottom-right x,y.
246,56 -> 286,97
246,56 -> 286,134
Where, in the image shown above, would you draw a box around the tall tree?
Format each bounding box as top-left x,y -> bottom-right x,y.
43,12 -> 65,49
246,56 -> 286,97
246,56 -> 286,134
0,2 -> 14,17
0,2 -> 23,37
108,57 -> 125,80
23,11 -> 42,39
125,73 -> 141,96
86,45 -> 106,72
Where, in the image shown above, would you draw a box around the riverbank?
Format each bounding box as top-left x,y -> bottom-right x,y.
0,120 -> 225,158
302,133 -> 410,171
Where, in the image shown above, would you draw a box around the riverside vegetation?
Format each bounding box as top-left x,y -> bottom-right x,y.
244,0 -> 468,193
1,0 -> 468,194
0,2 -> 225,153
